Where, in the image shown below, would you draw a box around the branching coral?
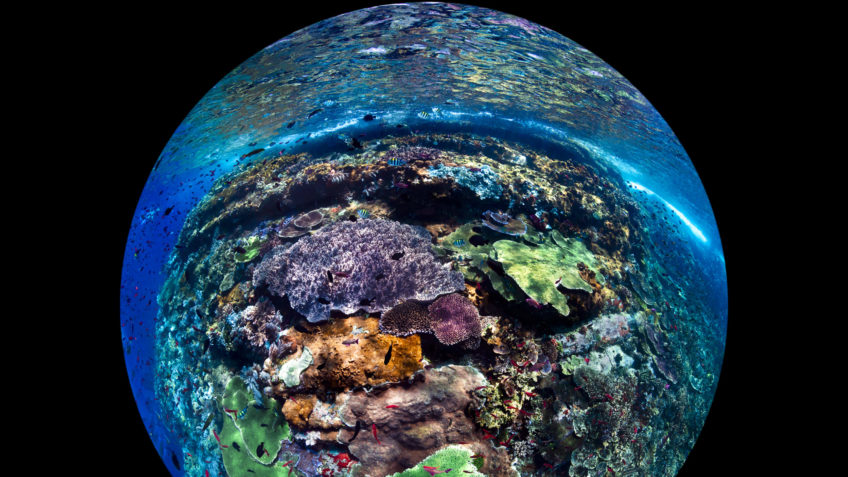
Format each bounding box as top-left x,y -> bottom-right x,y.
253,218 -> 464,322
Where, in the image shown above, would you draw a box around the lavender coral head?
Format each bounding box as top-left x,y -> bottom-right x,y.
379,299 -> 432,337
428,293 -> 481,348
253,218 -> 464,323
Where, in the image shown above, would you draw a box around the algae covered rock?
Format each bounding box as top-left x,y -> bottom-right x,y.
491,230 -> 603,316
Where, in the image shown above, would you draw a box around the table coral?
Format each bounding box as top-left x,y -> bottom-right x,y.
219,377 -> 291,476
253,218 -> 464,323
491,230 -> 603,316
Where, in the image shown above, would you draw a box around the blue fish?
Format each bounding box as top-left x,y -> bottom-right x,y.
387,157 -> 406,167
357,209 -> 370,219
238,405 -> 249,419
453,239 -> 465,247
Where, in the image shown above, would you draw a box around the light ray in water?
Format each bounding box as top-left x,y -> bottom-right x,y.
627,181 -> 708,243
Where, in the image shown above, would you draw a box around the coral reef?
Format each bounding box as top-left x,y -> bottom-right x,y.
427,163 -> 503,200
482,210 -> 526,236
235,235 -> 268,263
266,316 -> 423,395
253,219 -> 464,323
337,365 -> 512,477
491,230 -> 603,316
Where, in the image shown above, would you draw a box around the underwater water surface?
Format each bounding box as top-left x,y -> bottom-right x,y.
120,3 -> 728,476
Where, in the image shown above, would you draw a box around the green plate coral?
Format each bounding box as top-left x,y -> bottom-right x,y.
387,446 -> 484,477
434,223 -> 522,301
219,377 -> 292,476
491,230 -> 602,316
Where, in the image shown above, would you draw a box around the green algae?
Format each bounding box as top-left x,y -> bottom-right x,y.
219,377 -> 292,476
560,355 -> 586,376
235,235 -> 266,263
387,446 -> 483,477
491,230 -> 603,316
279,346 -> 312,387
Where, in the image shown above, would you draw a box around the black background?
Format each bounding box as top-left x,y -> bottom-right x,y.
74,1 -> 774,475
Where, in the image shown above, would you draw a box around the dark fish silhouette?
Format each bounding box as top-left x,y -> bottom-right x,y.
232,442 -> 241,452
307,108 -> 323,118
164,206 -> 174,216
384,344 -> 393,365
363,114 -> 375,121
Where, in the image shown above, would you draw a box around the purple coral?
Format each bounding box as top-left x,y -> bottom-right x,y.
379,300 -> 432,337
427,293 -> 481,348
253,218 -> 464,323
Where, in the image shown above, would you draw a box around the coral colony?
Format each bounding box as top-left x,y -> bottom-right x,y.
121,3 -> 727,477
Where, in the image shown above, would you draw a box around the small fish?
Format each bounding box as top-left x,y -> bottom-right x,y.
334,271 -> 351,278
253,403 -> 268,410
307,108 -> 323,118
394,181 -> 409,188
212,429 -> 221,443
363,114 -> 375,121
385,405 -> 399,409
526,298 -> 543,309
372,423 -> 381,445
357,209 -> 370,219
418,111 -> 430,119
555,276 -> 562,286
281,460 -> 294,468
164,205 -> 175,216
234,246 -> 247,254
387,157 -> 406,166
224,408 -> 238,414
453,239 -> 465,247
202,413 -> 214,432
584,357 -> 590,363
384,343 -> 393,365
256,442 -> 265,458
342,338 -> 359,346
232,442 -> 241,452
525,391 -> 537,397
467,167 -> 482,173
238,405 -> 249,419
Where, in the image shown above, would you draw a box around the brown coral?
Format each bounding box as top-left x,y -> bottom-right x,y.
267,316 -> 423,397
282,394 -> 317,428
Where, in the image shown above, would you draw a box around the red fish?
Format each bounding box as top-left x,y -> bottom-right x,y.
506,405 -> 518,411
333,271 -> 351,278
543,463 -> 554,469
372,423 -> 381,445
584,357 -> 590,363
526,298 -> 543,309
525,391 -> 537,397
205,470 -> 209,477
605,393 -> 614,401
385,405 -> 399,409
482,431 -> 496,439
281,460 -> 294,468
224,408 -> 238,414
474,386 -> 487,390
519,409 -> 534,416
212,429 -> 221,443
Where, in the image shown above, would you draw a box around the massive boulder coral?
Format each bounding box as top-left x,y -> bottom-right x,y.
253,218 -> 464,323
337,365 -> 514,477
428,293 -> 482,349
